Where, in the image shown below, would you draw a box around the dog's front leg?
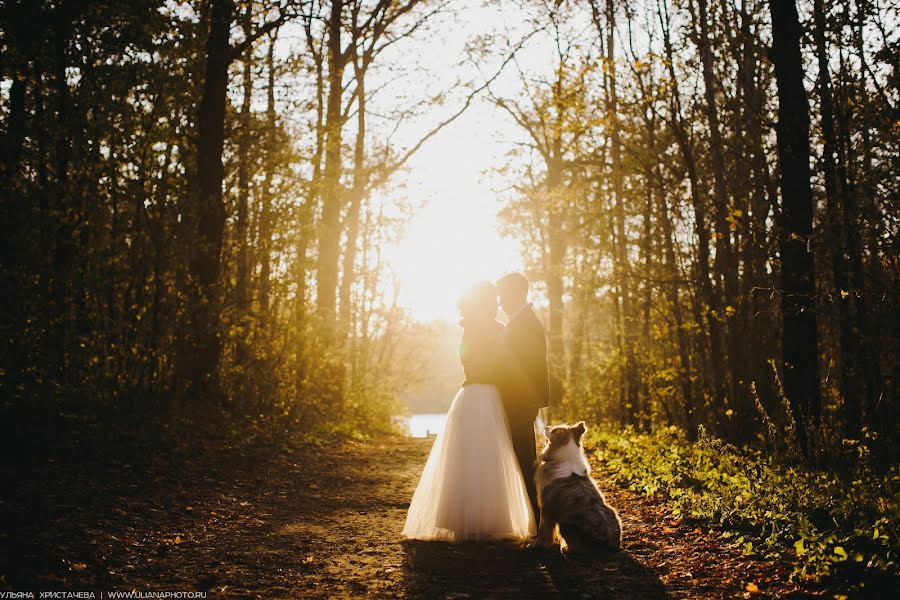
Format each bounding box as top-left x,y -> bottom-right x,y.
531,511 -> 556,548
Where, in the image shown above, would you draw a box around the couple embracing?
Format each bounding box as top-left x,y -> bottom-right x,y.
403,272 -> 550,542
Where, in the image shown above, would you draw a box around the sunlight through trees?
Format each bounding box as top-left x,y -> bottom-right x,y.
1,0 -> 897,460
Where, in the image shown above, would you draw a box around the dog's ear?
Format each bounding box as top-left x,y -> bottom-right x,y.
572,421 -> 586,441
543,426 -> 553,440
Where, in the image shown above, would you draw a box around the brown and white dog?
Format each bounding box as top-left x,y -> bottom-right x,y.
532,422 -> 622,553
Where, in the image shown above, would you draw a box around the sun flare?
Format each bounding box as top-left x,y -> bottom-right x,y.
386,182 -> 522,324
384,104 -> 523,323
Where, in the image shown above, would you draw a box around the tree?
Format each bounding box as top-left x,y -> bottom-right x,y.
768,0 -> 821,449
176,0 -> 290,401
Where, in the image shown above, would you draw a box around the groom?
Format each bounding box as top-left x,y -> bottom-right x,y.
496,272 -> 550,526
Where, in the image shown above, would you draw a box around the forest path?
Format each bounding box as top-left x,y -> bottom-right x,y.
3,436 -> 813,598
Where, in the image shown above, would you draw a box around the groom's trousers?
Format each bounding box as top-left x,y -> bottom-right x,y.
509,414 -> 540,526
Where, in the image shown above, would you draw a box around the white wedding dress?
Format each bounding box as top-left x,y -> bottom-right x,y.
403,319 -> 535,542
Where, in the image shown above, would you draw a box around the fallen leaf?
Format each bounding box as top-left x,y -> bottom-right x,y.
174,535 -> 182,544
302,555 -> 314,564
71,563 -> 88,571
746,582 -> 759,593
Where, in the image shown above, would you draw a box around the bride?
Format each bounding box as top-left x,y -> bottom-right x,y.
402,281 -> 536,542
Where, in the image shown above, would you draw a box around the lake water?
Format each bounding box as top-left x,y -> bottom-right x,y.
403,409 -> 547,438
406,413 -> 448,438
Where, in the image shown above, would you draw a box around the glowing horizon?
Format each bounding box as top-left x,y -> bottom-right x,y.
377,1 -> 533,323
383,104 -> 524,323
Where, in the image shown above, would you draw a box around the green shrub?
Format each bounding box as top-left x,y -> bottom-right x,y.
584,425 -> 899,582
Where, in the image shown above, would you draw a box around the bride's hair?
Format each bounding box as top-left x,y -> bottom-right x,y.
457,280 -> 498,320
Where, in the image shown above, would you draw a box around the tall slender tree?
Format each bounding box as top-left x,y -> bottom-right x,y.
768,0 -> 821,449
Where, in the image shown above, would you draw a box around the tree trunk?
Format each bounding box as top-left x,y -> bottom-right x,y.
178,0 -> 233,401
646,88 -> 694,430
658,0 -> 724,421
638,163 -> 654,431
315,0 -> 347,321
737,3 -> 776,415
768,0 -> 821,450
296,23 -> 327,323
0,3 -> 34,185
659,184 -> 695,432
813,0 -> 862,436
235,7 -> 254,367
848,1 -> 882,430
52,17 -> 75,383
604,0 -> 638,421
258,30 -> 278,314
692,0 -> 743,421
546,157 -> 566,403
339,51 -> 367,334
1,77 -> 26,184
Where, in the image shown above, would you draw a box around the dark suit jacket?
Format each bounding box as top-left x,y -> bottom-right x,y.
499,305 -> 550,421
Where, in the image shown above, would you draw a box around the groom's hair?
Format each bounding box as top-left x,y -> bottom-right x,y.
497,272 -> 529,296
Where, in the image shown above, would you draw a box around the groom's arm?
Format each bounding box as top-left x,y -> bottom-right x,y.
530,322 -> 550,409
512,318 -> 550,410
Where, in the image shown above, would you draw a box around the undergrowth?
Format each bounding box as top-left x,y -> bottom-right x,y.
584,425 -> 899,584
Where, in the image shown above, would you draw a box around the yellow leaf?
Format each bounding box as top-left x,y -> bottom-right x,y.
725,409 -> 734,417
174,535 -> 182,545
840,290 -> 850,299
185,506 -> 193,511
746,582 -> 759,593
302,555 -> 314,564
71,563 -> 88,571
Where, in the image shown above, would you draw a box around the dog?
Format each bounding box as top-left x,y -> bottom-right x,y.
532,422 -> 622,553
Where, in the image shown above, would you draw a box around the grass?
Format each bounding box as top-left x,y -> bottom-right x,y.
583,425 -> 899,586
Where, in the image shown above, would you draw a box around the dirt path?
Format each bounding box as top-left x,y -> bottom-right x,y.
3,436 -> 821,598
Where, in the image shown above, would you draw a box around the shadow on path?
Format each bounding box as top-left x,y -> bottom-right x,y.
402,539 -> 670,599
3,435 -> 832,598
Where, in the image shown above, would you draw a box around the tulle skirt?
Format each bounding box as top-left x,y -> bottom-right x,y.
402,384 -> 536,542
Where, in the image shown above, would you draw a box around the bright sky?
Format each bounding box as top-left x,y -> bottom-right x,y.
378,1 -> 536,323
382,106 -> 524,323
272,1 -> 562,323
